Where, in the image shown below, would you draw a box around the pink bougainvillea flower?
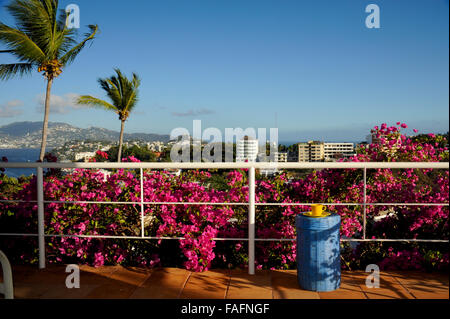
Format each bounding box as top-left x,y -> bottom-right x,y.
0,121 -> 447,272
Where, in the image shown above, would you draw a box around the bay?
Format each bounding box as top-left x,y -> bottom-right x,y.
0,148 -> 40,178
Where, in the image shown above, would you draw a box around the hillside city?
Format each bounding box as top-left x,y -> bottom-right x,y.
50,137 -> 360,163
1,121 -> 448,166
0,121 -> 170,149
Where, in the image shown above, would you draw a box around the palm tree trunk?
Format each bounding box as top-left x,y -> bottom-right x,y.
39,78 -> 53,161
117,119 -> 125,162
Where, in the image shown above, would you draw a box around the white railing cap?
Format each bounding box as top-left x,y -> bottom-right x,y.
1,161 -> 449,169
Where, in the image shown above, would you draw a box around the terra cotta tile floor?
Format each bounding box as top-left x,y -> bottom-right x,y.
1,264 -> 448,299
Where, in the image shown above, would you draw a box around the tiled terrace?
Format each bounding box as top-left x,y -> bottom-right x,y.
1,265 -> 448,299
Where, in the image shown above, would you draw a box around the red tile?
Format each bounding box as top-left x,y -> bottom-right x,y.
227,270 -> 272,299
361,284 -> 415,299
84,282 -> 137,299
39,284 -> 99,299
271,270 -> 320,299
5,265 -> 448,300
107,266 -> 152,287
13,283 -> 52,299
129,268 -> 190,299
180,271 -> 230,299
318,283 -> 367,299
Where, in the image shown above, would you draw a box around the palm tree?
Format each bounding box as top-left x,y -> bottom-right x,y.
76,69 -> 141,162
0,0 -> 98,161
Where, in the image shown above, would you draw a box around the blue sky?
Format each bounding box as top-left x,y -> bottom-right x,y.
0,0 -> 448,142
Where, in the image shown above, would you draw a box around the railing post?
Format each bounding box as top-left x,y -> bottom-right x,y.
37,166 -> 46,269
0,250 -> 14,299
248,166 -> 255,275
140,168 -> 145,238
363,167 -> 367,240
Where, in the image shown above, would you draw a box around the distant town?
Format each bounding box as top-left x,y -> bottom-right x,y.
0,121 -> 170,149
1,122 -> 447,166
48,137 -> 361,163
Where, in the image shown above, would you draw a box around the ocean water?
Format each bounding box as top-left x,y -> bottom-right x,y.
0,149 -> 40,178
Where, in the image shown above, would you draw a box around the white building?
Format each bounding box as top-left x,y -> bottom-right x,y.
236,136 -> 259,162
274,152 -> 288,163
147,141 -> 165,152
75,151 -> 96,161
324,143 -> 355,161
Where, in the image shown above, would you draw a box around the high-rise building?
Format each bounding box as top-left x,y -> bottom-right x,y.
298,141 -> 324,162
236,136 -> 259,162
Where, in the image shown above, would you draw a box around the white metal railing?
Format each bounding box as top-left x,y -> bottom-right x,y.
0,250 -> 14,299
0,161 -> 449,275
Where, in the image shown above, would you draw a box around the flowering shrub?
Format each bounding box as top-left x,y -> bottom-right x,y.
378,248 -> 425,270
95,150 -> 109,161
0,123 -> 448,271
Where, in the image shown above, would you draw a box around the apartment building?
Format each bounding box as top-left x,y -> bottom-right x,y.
274,152 -> 288,162
324,143 -> 355,161
298,141 -> 355,162
298,141 -> 324,162
236,136 -> 259,162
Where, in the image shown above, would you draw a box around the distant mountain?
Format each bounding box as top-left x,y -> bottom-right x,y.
0,121 -> 68,137
0,121 -> 170,148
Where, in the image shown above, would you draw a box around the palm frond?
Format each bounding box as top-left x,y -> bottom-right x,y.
79,69 -> 141,120
132,73 -> 141,88
56,8 -> 76,55
123,72 -> 141,113
6,0 -> 57,58
98,78 -> 122,108
0,22 -> 46,63
59,24 -> 98,66
76,95 -> 118,112
0,62 -> 34,80
1,0 -> 97,79
109,69 -> 125,105
108,69 -> 141,114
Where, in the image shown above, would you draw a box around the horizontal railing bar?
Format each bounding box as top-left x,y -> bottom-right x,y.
341,239 -> 449,242
255,203 -> 449,206
230,238 -> 448,243
42,200 -> 249,206
0,200 -> 38,203
1,162 -> 449,169
1,199 -> 447,206
45,234 -> 186,240
0,233 -> 447,243
0,233 -> 38,237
